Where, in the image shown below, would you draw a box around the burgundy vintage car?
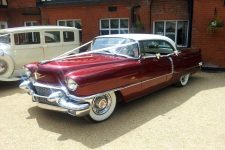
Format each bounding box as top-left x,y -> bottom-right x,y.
20,34 -> 202,122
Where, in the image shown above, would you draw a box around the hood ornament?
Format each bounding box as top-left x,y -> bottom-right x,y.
34,71 -> 46,80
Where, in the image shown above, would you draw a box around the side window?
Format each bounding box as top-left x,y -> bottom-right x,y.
63,31 -> 75,42
14,32 -> 40,45
139,40 -> 174,56
44,31 -> 60,43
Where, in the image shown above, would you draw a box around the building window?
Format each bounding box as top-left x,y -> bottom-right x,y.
0,0 -> 8,6
0,21 -> 7,29
24,21 -> 38,26
154,21 -> 189,47
14,32 -> 40,45
57,19 -> 82,41
100,18 -> 129,35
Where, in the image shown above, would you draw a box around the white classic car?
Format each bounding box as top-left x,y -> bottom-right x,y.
0,26 -> 80,81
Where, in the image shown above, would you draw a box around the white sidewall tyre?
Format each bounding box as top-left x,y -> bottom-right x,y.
0,55 -> 14,78
180,73 -> 190,86
89,92 -> 116,122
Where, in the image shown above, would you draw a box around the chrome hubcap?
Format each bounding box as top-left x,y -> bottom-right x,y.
92,94 -> 112,115
0,61 -> 7,75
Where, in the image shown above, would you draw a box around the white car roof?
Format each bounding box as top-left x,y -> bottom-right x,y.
0,26 -> 78,33
96,34 -> 177,49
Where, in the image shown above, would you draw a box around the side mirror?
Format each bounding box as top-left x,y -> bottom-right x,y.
174,50 -> 179,56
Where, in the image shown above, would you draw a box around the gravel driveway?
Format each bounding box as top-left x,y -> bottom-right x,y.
0,71 -> 224,150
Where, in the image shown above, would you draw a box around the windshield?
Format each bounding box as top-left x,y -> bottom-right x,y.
91,37 -> 139,58
0,33 -> 10,44
48,37 -> 140,63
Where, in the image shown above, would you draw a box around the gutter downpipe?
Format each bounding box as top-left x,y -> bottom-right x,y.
149,0 -> 153,33
188,0 -> 194,48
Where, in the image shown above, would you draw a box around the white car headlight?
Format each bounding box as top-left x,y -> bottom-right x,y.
66,78 -> 78,91
24,67 -> 31,77
0,60 -> 7,75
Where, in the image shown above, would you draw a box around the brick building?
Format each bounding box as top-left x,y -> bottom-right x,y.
0,0 -> 225,68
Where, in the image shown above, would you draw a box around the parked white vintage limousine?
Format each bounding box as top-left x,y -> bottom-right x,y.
0,26 -> 80,81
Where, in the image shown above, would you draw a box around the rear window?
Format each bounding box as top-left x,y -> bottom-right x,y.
63,31 -> 75,42
44,31 -> 60,43
14,32 -> 40,45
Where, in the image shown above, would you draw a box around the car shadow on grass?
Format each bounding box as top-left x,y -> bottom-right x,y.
0,81 -> 25,98
26,72 -> 225,149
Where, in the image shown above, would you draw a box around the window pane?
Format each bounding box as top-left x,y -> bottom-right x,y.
166,22 -> 176,33
120,30 -> 128,34
0,34 -> 10,44
100,30 -> 109,35
63,31 -> 75,42
101,20 -> 109,29
110,19 -> 119,28
155,22 -> 164,35
58,21 -> 65,26
177,21 -> 188,46
165,34 -> 175,41
120,19 -> 128,28
75,20 -> 82,29
14,32 -> 40,45
67,21 -> 74,27
44,31 -> 60,43
111,30 -> 119,34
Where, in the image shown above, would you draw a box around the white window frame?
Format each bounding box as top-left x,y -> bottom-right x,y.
153,20 -> 189,47
24,21 -> 38,26
99,18 -> 129,35
0,21 -> 7,29
0,0 -> 8,6
57,19 -> 82,30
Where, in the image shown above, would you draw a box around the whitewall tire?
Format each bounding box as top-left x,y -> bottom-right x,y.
0,55 -> 14,78
88,92 -> 117,122
177,73 -> 190,87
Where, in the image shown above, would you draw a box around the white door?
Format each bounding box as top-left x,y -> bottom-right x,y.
13,31 -> 44,69
62,30 -> 80,54
43,31 -> 63,60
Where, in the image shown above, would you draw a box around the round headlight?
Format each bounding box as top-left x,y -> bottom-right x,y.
66,78 -> 78,91
24,67 -> 31,77
0,60 -> 8,75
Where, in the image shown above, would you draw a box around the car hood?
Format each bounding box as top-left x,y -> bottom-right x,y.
34,54 -> 130,74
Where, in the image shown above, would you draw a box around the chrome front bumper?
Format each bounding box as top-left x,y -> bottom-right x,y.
20,80 -> 91,117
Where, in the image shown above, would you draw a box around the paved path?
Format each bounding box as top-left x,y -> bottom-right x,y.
0,72 -> 224,150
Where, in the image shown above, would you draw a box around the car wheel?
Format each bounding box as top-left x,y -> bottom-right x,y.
177,73 -> 190,87
0,55 -> 14,78
87,92 -> 117,122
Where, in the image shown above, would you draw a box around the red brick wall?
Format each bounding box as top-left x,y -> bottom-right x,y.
192,0 -> 225,67
151,0 -> 189,23
8,0 -> 36,8
41,4 -> 132,42
0,0 -> 40,27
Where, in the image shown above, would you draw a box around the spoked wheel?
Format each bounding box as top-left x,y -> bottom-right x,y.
177,73 -> 190,87
87,92 -> 117,122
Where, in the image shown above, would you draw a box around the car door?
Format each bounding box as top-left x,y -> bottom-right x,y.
43,30 -> 63,60
170,48 -> 201,74
13,31 -> 44,69
139,40 -> 173,92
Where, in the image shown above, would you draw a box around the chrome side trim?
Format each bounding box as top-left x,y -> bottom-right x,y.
168,57 -> 174,74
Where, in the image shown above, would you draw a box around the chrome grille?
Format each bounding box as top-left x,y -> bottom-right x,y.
35,86 -> 59,97
34,86 -> 61,106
